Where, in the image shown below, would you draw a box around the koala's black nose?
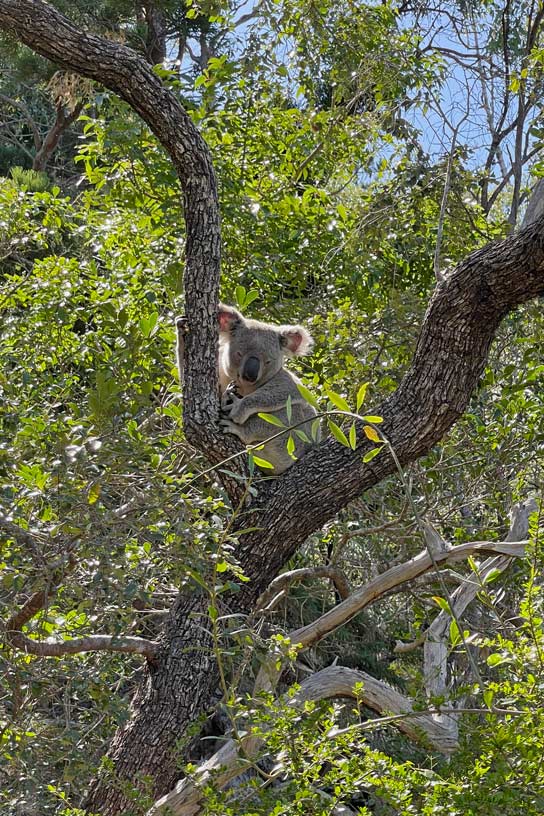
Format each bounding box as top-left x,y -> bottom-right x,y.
242,356 -> 260,382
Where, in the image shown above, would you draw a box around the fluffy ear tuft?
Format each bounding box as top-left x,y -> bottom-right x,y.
218,304 -> 243,334
279,324 -> 314,356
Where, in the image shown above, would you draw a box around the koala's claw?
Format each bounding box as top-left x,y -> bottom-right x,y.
220,418 -> 241,438
175,316 -> 189,335
221,383 -> 242,416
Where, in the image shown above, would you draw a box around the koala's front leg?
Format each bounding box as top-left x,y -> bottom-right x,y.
220,413 -> 271,445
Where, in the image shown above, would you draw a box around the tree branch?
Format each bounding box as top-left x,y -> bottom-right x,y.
0,0 -> 223,461
5,629 -> 158,659
3,524 -> 158,660
148,665 -> 457,816
255,565 -> 351,613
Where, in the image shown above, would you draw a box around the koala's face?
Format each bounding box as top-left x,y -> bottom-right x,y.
218,304 -> 313,393
222,320 -> 284,390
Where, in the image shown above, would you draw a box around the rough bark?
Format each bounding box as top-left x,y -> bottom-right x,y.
143,2 -> 167,65
2,3 -> 544,815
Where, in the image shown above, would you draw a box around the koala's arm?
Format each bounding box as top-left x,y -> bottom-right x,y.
224,370 -> 308,425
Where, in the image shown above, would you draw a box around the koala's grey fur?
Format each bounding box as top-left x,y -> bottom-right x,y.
176,304 -> 319,474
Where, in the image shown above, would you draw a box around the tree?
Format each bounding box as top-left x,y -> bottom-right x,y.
0,1 -> 543,815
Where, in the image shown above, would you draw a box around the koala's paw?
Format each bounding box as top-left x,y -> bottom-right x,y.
220,418 -> 243,440
221,383 -> 243,419
175,316 -> 189,335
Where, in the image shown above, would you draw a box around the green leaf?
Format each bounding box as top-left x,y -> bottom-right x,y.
139,311 -> 159,338
235,284 -> 246,307
328,420 -> 349,447
286,394 -> 292,423
294,429 -> 311,443
349,422 -> 357,450
361,415 -> 383,423
311,418 -> 321,441
356,382 -> 369,412
327,390 -> 350,412
483,689 -> 494,709
258,412 -> 285,427
487,653 -> 510,667
251,455 -> 275,469
297,382 -> 319,410
208,605 -> 218,622
244,289 -> 259,308
467,555 -> 479,574
432,596 -> 451,613
287,434 -> 296,457
449,619 -> 461,646
362,446 -> 383,463
483,568 -> 503,584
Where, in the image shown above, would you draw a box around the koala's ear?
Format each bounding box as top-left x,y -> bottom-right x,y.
218,304 -> 243,334
279,325 -> 314,357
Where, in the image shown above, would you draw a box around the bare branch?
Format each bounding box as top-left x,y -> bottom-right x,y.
255,566 -> 351,614
5,629 -> 158,659
147,666 -> 457,816
286,537 -> 527,655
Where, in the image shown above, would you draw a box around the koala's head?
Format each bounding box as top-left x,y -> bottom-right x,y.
218,304 -> 313,390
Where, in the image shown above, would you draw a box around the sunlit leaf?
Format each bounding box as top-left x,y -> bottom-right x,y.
328,420 -> 349,447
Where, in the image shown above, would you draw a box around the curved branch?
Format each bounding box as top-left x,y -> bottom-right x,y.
148,665 -> 456,816
235,218 -> 544,602
6,629 -> 158,659
255,565 -> 351,613
3,546 -> 159,660
0,0 -> 222,451
286,537 -> 526,654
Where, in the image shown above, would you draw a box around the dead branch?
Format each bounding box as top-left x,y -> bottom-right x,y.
255,566 -> 351,614
147,666 -> 457,816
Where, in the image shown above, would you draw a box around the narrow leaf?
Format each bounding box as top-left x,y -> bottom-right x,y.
328,420 -> 349,447
327,390 -> 350,412
432,596 -> 451,613
356,382 -> 369,412
286,394 -> 292,423
287,434 -> 296,457
483,567 -> 503,584
251,455 -> 275,470
349,422 -> 357,450
311,418 -> 321,441
297,382 -> 319,410
361,415 -> 383,423
258,412 -> 285,428
362,446 -> 383,463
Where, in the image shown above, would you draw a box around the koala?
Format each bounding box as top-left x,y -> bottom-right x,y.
176,304 -> 319,474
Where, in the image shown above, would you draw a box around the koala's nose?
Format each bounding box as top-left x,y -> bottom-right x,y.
242,356 -> 260,383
